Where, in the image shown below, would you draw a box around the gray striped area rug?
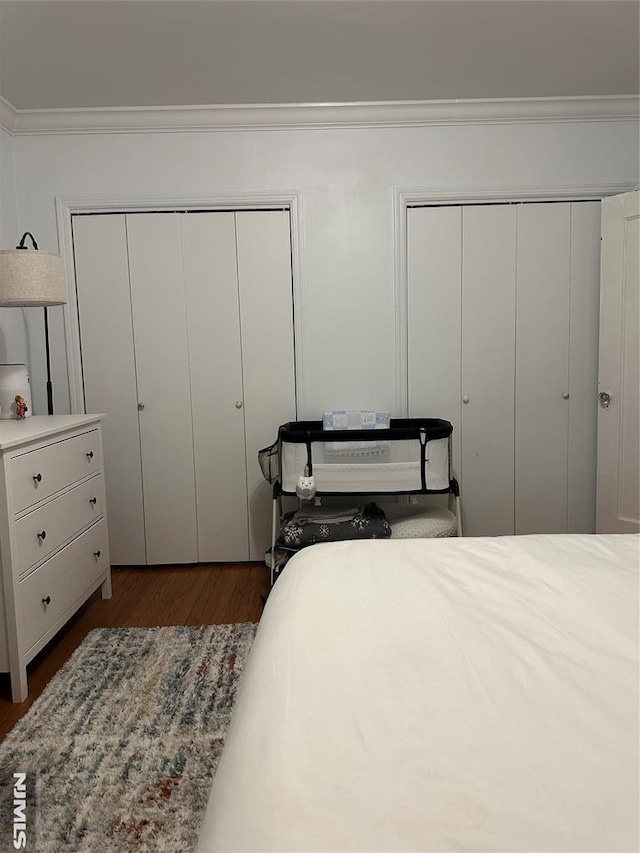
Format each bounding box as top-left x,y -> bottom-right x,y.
0,623 -> 257,852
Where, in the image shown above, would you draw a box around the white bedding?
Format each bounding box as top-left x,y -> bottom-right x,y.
197,534 -> 639,852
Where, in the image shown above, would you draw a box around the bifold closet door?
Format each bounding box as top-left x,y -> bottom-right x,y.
126,214 -> 198,564
407,200 -> 600,537
181,213 -> 250,562
72,214 -> 146,564
407,206 -> 516,536
236,211 -> 296,561
515,204 -> 570,534
182,210 -> 295,562
407,207 -> 462,471
461,206 -> 516,536
74,209 -> 295,565
515,202 -> 600,534
74,212 -> 198,565
567,202 -> 601,533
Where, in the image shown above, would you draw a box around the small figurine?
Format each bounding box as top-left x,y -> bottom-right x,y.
15,395 -> 28,419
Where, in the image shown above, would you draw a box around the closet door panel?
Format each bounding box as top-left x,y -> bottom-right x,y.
461,206 -> 516,536
515,204 -> 571,534
407,207 -> 462,475
236,211 -> 296,561
182,213 -> 249,562
73,215 -> 146,564
567,202 -> 601,533
126,214 -> 198,564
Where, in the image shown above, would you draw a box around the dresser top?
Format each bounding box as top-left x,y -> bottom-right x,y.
0,415 -> 104,450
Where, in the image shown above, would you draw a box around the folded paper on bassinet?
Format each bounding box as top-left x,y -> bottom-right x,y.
322,410 -> 391,456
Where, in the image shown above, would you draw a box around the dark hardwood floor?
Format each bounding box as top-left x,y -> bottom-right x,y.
0,562 -> 270,740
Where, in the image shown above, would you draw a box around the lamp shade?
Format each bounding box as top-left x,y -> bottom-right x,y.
0,249 -> 66,307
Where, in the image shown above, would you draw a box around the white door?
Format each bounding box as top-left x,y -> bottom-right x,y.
72,214 -> 147,564
74,208 -> 296,564
407,201 -> 600,537
182,212 -> 250,562
407,206 -> 462,472
515,203 -> 571,534
236,211 -> 297,560
567,202 -> 601,533
127,213 -> 199,564
461,205 -> 516,536
596,191 -> 640,533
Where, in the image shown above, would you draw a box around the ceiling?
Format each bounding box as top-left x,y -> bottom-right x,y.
0,1 -> 638,111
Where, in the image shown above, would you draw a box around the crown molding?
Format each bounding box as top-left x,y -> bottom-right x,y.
0,97 -> 18,133
1,95 -> 637,136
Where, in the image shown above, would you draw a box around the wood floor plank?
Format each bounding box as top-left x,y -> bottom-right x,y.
172,566 -> 217,625
142,567 -> 209,626
0,562 -> 269,740
100,568 -> 146,626
231,564 -> 266,623
125,567 -> 179,627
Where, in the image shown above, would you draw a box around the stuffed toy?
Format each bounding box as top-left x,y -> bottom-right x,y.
14,395 -> 28,419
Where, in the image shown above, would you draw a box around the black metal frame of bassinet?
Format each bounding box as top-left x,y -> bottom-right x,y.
265,418 -> 462,585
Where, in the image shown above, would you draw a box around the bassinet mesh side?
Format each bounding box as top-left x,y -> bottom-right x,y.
258,441 -> 280,484
276,418 -> 454,496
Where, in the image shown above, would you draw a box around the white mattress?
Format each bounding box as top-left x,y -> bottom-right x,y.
197,534 -> 639,852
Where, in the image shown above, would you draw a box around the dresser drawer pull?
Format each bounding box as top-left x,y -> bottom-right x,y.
33,473 -> 42,483
93,550 -> 101,559
37,530 -> 47,541
86,451 -> 94,460
89,497 -> 97,505
42,595 -> 51,606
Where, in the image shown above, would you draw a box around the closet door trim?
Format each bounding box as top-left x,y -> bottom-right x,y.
394,182 -> 635,416
57,191 -> 306,419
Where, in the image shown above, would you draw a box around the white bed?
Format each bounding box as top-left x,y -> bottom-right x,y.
197,534 -> 639,853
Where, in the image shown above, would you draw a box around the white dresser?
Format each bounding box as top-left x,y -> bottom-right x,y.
0,415 -> 111,701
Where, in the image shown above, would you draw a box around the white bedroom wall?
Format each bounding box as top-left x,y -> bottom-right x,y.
0,126 -> 30,367
0,128 -> 17,242
11,118 -> 639,417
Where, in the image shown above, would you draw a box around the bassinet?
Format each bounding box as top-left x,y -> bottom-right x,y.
276,417 -> 454,495
260,418 -> 461,584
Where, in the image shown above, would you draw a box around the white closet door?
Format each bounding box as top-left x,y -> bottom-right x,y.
73,214 -> 146,564
181,213 -> 249,562
236,211 -> 296,561
127,214 -> 198,564
515,203 -> 571,534
461,205 -> 516,536
568,202 -> 601,533
407,207 -> 462,473
597,191 -> 640,533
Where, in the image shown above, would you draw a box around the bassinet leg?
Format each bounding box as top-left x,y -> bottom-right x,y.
454,494 -> 463,537
447,477 -> 462,537
270,493 -> 279,586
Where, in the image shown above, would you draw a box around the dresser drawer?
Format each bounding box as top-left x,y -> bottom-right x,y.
14,474 -> 106,577
11,429 -> 101,513
19,519 -> 108,654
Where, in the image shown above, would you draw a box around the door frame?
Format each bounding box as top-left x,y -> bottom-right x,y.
393,181 -> 636,416
56,191 -> 308,417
